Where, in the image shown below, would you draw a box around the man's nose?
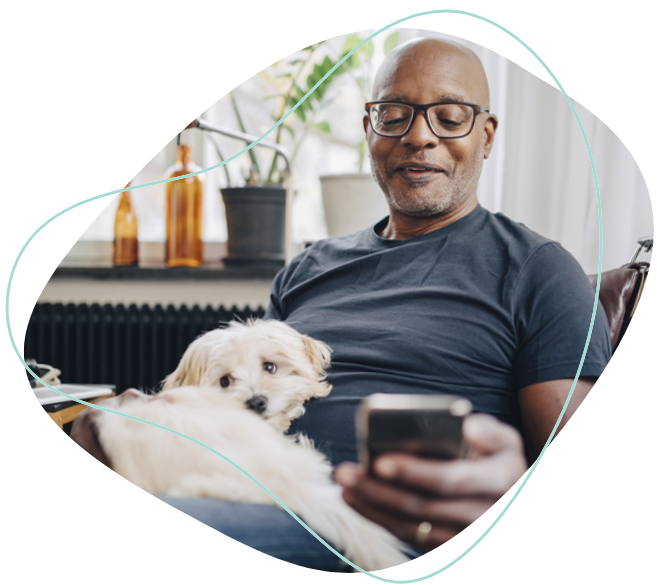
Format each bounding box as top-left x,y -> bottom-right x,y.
402,111 -> 439,148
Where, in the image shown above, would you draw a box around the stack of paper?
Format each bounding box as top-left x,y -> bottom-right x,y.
34,384 -> 114,407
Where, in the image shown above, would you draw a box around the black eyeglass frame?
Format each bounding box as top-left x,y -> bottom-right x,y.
364,100 -> 491,139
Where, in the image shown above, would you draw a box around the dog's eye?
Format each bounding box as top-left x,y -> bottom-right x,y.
263,362 -> 277,374
220,375 -> 231,388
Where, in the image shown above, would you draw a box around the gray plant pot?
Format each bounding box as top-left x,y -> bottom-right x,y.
220,186 -> 286,267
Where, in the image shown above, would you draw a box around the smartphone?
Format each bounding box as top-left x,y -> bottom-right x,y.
356,393 -> 473,471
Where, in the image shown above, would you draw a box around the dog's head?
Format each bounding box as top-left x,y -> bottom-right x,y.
162,320 -> 332,432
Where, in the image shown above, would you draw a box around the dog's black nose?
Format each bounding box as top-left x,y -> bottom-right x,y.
246,395 -> 268,414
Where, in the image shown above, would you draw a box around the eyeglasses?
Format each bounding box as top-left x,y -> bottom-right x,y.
365,101 -> 490,139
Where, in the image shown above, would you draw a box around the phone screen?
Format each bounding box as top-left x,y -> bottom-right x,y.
368,409 -> 465,460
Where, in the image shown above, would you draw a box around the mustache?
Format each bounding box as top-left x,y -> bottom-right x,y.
385,155 -> 450,174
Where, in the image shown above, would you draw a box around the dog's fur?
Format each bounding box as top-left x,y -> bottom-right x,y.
161,319 -> 332,432
87,320 -> 410,571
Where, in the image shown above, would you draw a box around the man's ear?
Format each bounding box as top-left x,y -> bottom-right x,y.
483,114 -> 498,159
363,114 -> 370,134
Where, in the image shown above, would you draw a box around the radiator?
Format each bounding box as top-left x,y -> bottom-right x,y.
24,303 -> 266,393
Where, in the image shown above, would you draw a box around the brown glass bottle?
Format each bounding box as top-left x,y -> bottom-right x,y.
165,144 -> 204,267
113,184 -> 138,266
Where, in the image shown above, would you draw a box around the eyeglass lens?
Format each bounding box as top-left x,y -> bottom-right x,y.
370,103 -> 476,137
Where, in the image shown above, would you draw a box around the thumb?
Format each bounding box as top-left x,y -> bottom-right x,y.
464,413 -> 525,458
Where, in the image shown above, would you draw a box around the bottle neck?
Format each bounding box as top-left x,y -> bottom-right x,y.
119,183 -> 132,205
176,144 -> 193,167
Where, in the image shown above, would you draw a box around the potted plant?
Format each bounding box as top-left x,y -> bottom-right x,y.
318,32 -> 400,237
210,41 -> 355,266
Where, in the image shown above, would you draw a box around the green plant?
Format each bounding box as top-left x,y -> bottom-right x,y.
337,31 -> 400,170
215,31 -> 401,186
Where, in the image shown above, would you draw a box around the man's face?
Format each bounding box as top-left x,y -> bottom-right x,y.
365,44 -> 497,218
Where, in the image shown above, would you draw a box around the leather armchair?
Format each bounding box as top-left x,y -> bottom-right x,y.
588,261 -> 650,353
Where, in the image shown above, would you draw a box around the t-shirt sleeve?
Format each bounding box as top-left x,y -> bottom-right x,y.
513,242 -> 612,389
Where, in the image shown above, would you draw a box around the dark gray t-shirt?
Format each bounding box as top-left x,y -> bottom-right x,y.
265,205 -> 611,466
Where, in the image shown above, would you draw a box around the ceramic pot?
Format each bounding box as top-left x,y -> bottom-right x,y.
319,173 -> 389,237
220,186 -> 286,267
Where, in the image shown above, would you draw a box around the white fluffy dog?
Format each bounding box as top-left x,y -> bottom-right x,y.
72,320 -> 409,571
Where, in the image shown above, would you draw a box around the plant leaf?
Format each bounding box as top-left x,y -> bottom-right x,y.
293,84 -> 307,101
384,31 -> 400,55
280,122 -> 296,140
314,121 -> 331,133
342,33 -> 361,54
342,33 -> 371,65
342,34 -> 362,68
321,56 -> 334,75
361,40 -> 373,60
288,97 -> 307,122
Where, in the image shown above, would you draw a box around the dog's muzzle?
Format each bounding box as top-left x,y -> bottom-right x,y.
246,395 -> 268,414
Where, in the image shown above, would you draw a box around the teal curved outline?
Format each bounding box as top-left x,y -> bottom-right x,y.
5,10 -> 603,582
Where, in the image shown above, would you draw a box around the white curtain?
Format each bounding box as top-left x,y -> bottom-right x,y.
487,57 -> 652,273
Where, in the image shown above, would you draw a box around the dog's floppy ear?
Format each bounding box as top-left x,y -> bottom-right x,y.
301,335 -> 332,379
162,337 -> 210,390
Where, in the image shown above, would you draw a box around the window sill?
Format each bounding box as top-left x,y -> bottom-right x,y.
54,240 -> 283,280
51,263 -> 282,281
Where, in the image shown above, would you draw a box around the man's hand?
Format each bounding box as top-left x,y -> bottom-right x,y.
334,414 -> 527,552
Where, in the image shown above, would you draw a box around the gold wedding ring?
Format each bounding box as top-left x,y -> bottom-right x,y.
415,521 -> 432,544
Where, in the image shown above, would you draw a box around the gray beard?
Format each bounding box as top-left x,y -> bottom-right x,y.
370,142 -> 485,218
382,185 -> 459,218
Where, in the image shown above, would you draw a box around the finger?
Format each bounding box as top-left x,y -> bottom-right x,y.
416,498 -> 492,526
343,470 -> 428,518
346,471 -> 493,524
373,453 -> 524,498
463,413 -> 526,457
334,462 -> 365,489
342,490 -> 460,553
342,488 -> 422,542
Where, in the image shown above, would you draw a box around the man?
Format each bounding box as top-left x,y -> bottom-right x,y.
73,37 -> 611,569
264,37 -> 610,552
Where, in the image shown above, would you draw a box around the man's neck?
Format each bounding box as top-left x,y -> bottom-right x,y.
379,196 -> 479,240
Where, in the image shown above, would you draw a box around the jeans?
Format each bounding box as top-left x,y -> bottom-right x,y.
156,496 -> 354,572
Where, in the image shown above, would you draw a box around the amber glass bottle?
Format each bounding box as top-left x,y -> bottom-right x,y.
113,184 -> 138,266
165,144 -> 204,267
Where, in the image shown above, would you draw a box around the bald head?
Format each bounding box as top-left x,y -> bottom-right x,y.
372,38 -> 491,108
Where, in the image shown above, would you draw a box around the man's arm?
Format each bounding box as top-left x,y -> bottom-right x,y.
518,376 -> 596,463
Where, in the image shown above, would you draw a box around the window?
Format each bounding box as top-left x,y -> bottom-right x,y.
66,29 -> 652,273
73,31 -> 400,256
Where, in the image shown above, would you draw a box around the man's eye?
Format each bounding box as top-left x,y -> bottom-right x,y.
263,362 -> 277,374
220,375 -> 230,388
382,117 -> 408,128
380,112 -> 409,126
438,118 -> 463,127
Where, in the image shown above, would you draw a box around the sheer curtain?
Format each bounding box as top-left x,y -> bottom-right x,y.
74,29 -> 653,274
490,57 -> 651,273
